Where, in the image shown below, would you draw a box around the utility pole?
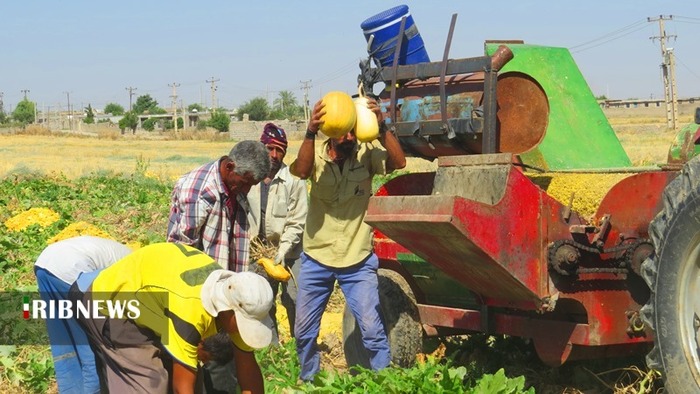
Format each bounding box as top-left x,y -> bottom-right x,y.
668,47 -> 679,128
63,91 -> 72,131
169,82 -> 180,132
206,77 -> 219,111
180,99 -> 187,131
21,89 -> 29,100
125,86 -> 137,112
648,15 -> 678,129
300,80 -> 312,125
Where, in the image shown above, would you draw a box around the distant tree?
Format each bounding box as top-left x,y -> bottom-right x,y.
270,91 -> 303,120
236,97 -> 269,121
0,110 -> 7,124
12,99 -> 36,126
209,109 -> 230,132
187,103 -> 204,113
132,94 -> 160,115
150,107 -> 168,115
83,104 -> 95,124
142,117 -> 159,131
177,117 -> 184,129
104,102 -> 125,116
118,111 -> 138,134
595,95 -> 608,101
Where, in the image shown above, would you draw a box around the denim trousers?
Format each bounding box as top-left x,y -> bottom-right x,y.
35,267 -> 100,394
294,252 -> 390,381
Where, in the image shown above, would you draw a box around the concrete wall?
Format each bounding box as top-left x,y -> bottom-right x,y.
228,119 -> 307,141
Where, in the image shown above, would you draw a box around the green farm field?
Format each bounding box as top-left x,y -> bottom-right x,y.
0,114 -> 691,393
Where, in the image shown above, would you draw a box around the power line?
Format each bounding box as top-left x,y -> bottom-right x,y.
674,53 -> 700,81
570,20 -> 649,53
673,15 -> 700,23
569,19 -> 647,50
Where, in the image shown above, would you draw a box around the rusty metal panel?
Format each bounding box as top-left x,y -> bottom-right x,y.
366,166 -> 548,303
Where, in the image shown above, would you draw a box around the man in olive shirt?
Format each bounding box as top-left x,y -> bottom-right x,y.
290,97 -> 406,381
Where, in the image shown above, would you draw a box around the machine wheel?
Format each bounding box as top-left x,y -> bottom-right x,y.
342,268 -> 422,369
640,156 -> 700,393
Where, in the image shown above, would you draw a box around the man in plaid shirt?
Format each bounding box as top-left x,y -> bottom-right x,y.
167,140 -> 270,272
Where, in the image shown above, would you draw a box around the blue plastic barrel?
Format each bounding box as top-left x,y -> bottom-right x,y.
361,4 -> 430,67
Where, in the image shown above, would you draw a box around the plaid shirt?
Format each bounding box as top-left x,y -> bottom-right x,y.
167,159 -> 250,272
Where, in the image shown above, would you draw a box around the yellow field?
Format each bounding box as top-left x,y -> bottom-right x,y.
0,133 -> 439,179
0,127 -> 676,180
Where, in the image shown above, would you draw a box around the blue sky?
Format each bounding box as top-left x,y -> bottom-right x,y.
1,1 -> 699,112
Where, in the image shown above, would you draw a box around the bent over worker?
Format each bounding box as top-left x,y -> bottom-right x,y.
71,242 -> 274,394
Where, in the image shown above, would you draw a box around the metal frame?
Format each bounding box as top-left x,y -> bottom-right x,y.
363,12 -> 504,154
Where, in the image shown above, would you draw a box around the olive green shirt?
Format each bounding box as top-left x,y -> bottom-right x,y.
293,140 -> 388,268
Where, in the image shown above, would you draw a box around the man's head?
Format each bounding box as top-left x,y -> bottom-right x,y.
197,331 -> 234,364
260,123 -> 288,176
331,129 -> 358,158
201,270 -> 274,350
221,140 -> 270,195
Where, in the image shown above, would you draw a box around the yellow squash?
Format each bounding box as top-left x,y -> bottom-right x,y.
319,91 -> 356,138
354,87 -> 380,142
257,257 -> 291,282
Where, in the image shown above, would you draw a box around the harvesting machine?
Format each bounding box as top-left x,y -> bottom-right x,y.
342,14 -> 700,393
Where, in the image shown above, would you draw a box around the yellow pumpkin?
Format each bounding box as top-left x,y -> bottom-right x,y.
354,94 -> 380,143
320,91 -> 356,138
257,257 -> 291,282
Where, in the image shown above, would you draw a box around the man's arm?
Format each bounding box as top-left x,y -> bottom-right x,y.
369,98 -> 406,171
290,100 -> 325,179
378,125 -> 406,171
167,192 -> 212,246
278,177 -> 308,259
172,361 -> 197,394
233,346 -> 264,394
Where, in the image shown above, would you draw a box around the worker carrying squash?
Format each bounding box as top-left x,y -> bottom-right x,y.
290,92 -> 407,382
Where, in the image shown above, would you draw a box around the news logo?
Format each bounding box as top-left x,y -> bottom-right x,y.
24,297 -> 141,320
3,291 -> 170,345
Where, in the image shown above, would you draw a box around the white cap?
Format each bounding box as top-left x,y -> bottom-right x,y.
201,270 -> 274,349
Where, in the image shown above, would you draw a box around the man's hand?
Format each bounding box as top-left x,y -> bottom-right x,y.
308,100 -> 326,134
274,247 -> 289,266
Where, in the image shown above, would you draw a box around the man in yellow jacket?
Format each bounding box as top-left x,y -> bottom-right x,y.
70,242 -> 274,394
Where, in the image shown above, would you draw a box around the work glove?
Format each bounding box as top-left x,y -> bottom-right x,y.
274,246 -> 289,267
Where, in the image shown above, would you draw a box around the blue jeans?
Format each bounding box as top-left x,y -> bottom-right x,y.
35,267 -> 100,394
294,252 -> 390,381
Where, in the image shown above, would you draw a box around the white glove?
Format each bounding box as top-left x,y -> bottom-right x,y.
274,247 -> 289,266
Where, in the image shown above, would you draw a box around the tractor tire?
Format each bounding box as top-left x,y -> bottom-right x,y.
342,268 -> 422,369
640,155 -> 700,394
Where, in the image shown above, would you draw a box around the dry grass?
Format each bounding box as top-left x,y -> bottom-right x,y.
0,134 -> 235,180
0,132 -> 437,180
0,112 -> 679,180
